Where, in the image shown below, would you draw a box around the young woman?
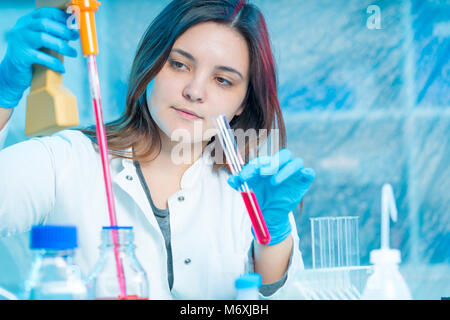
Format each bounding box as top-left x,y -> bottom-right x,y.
0,0 -> 315,299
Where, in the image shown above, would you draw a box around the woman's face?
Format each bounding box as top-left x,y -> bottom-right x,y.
147,21 -> 250,144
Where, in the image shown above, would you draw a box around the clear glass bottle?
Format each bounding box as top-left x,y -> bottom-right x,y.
22,225 -> 87,300
87,226 -> 149,300
235,273 -> 262,300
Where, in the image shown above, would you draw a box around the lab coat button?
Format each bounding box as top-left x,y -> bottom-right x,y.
184,258 -> 191,264
178,196 -> 185,202
126,175 -> 133,181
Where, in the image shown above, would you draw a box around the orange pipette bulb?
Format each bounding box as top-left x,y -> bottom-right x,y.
70,0 -> 100,56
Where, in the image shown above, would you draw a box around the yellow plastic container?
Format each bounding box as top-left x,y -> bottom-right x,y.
25,0 -> 79,137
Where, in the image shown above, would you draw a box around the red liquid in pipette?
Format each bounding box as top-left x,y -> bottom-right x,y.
241,191 -> 271,245
88,56 -> 127,299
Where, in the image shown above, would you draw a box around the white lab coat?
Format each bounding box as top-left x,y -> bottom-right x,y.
0,119 -> 304,300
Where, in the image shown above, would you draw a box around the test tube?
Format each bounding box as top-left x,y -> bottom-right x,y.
213,115 -> 271,245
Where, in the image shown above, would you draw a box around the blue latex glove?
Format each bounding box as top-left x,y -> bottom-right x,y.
0,8 -> 79,108
227,148 -> 315,245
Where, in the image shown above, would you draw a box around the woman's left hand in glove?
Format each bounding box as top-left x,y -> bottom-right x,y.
227,148 -> 315,245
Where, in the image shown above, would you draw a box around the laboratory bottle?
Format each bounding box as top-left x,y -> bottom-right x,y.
361,184 -> 412,300
23,225 -> 88,300
361,249 -> 412,300
87,226 -> 149,300
235,273 -> 262,300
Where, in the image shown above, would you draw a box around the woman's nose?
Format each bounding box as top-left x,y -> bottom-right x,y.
182,78 -> 206,103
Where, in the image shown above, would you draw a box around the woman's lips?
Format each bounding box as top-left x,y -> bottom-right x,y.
172,107 -> 203,120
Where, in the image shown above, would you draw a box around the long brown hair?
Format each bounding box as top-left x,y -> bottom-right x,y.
82,0 -> 286,172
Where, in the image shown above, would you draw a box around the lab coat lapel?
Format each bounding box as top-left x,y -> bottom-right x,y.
179,151 -> 213,189
112,158 -> 161,231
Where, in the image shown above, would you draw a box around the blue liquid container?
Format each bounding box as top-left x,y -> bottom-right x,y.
22,225 -> 87,300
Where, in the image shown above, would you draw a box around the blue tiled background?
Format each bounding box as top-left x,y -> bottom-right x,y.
0,0 -> 448,299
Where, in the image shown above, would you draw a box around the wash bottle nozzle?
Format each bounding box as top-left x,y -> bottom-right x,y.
381,183 -> 397,250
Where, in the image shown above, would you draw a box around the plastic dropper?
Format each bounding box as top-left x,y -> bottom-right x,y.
69,0 -> 127,299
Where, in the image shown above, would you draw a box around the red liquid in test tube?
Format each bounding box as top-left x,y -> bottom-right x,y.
241,191 -> 271,245
213,114 -> 271,246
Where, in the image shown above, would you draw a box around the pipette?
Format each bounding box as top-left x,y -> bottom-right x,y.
213,115 -> 271,245
69,0 -> 127,298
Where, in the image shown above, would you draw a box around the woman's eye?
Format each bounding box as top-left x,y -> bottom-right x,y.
216,77 -> 232,87
170,60 -> 188,70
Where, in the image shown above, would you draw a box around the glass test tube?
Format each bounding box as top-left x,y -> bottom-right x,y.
213,115 -> 271,245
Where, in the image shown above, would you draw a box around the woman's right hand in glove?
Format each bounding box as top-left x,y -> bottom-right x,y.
0,7 -> 79,109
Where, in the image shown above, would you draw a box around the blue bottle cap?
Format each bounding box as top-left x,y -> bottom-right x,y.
30,225 -> 78,250
235,273 -> 262,289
